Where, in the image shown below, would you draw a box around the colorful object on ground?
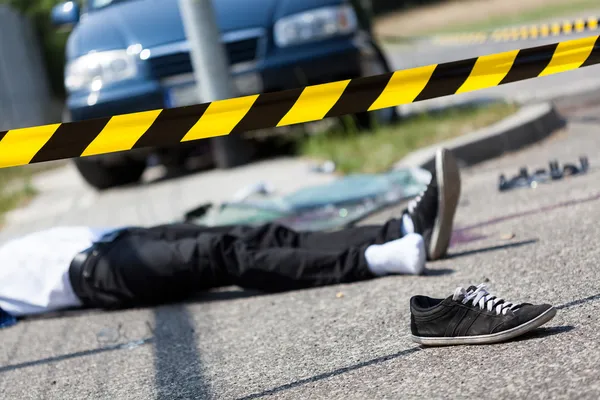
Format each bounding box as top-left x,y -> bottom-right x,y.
1,35 -> 600,169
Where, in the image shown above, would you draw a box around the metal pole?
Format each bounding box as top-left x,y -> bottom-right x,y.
179,0 -> 252,169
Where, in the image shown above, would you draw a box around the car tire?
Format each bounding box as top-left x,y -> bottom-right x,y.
74,156 -> 147,190
351,43 -> 400,131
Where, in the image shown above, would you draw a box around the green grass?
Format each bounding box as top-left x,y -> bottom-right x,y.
0,161 -> 67,225
299,102 -> 518,175
0,167 -> 37,224
432,0 -> 600,34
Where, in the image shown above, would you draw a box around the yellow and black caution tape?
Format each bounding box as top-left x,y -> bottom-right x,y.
1,35 -> 600,169
383,16 -> 600,45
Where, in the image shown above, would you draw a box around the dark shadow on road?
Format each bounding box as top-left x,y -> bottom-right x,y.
557,293 -> 600,310
191,288 -> 264,303
510,325 -> 575,343
423,268 -> 455,276
236,347 -> 422,400
21,288 -> 264,323
447,239 -> 538,259
0,338 -> 153,374
152,305 -> 211,399
568,115 -> 600,124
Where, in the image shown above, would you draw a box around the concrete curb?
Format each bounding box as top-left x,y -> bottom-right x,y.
394,102 -> 566,171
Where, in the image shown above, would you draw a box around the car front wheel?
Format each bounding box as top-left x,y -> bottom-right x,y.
74,156 -> 147,190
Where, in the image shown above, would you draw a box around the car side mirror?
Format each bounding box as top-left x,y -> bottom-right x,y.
51,1 -> 80,27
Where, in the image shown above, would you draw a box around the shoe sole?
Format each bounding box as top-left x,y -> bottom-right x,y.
428,148 -> 461,260
411,306 -> 557,346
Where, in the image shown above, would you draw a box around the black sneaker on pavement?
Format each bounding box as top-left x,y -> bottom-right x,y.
410,284 -> 557,346
407,147 -> 461,260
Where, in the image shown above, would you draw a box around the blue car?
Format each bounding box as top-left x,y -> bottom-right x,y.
51,0 -> 397,189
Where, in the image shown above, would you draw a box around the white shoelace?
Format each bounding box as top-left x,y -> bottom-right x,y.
452,284 -> 521,315
407,191 -> 425,214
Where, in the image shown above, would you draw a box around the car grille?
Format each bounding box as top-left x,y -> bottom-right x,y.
148,36 -> 261,80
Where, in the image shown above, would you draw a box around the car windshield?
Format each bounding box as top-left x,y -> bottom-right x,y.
88,0 -> 134,11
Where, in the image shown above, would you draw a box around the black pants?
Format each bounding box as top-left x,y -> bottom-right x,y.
69,219 -> 403,309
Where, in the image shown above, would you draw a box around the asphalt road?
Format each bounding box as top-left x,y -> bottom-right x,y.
1,102 -> 600,399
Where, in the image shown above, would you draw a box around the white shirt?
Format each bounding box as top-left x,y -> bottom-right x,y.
0,226 -> 116,317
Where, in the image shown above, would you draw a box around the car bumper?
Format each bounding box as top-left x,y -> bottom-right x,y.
260,35 -> 370,92
68,34 -> 375,118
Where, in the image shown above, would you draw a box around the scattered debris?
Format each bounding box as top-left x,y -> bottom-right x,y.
185,167 -> 431,231
499,156 -> 589,192
311,160 -> 336,174
117,338 -> 153,350
231,181 -> 276,202
96,327 -> 121,344
336,292 -> 345,298
500,233 -> 515,240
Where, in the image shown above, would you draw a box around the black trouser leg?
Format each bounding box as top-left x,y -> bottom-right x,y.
147,219 -> 403,250
71,219 -> 403,309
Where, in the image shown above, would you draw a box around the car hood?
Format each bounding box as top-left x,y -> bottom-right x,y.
67,0 -> 344,59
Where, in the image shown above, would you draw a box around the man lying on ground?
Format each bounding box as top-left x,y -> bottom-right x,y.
0,148 -> 459,324
0,147 -> 559,346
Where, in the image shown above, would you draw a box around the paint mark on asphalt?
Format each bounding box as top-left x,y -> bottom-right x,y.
450,229 -> 488,246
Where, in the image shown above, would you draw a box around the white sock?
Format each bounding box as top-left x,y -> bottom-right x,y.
364,233 -> 426,276
401,213 -> 415,236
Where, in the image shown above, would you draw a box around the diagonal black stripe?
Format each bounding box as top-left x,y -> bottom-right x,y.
499,43 -> 558,85
30,118 -> 110,164
581,35 -> 600,68
231,88 -> 304,134
325,73 -> 392,118
456,310 -> 481,337
0,131 -> 7,142
134,104 -> 209,149
414,57 -> 478,102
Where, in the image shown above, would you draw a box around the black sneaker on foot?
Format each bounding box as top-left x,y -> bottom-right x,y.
410,284 -> 557,346
406,148 -> 461,260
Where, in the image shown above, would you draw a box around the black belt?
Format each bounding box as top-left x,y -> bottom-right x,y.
68,228 -> 135,307
68,245 -> 100,307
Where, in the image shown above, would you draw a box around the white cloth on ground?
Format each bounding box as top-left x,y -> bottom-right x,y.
0,226 -> 117,317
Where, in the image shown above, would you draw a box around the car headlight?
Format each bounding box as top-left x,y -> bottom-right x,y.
273,5 -> 358,48
65,49 -> 138,92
